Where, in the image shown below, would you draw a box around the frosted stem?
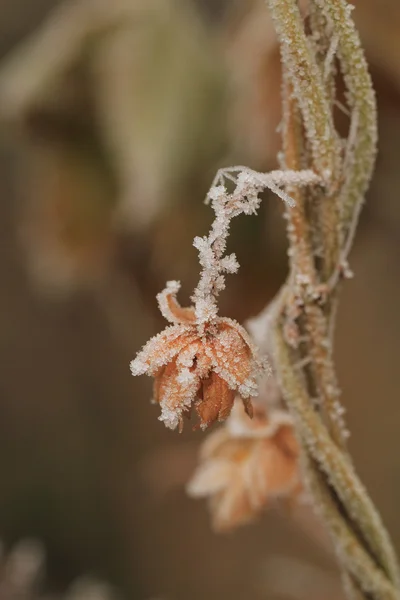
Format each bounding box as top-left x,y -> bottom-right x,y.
265,0 -> 400,598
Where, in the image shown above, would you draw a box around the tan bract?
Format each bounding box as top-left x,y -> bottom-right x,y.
187,400 -> 301,530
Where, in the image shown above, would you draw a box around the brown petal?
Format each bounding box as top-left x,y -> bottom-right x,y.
210,323 -> 253,388
157,361 -> 201,430
257,438 -> 299,496
176,340 -> 205,372
154,364 -> 197,408
242,397 -> 254,419
210,483 -> 254,532
157,281 -> 196,324
275,424 -> 300,459
153,366 -> 165,404
131,325 -> 198,377
195,372 -> 236,430
166,295 -> 196,324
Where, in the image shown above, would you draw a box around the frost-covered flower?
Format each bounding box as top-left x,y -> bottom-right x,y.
130,167 -> 314,431
130,281 -> 265,431
187,400 -> 301,530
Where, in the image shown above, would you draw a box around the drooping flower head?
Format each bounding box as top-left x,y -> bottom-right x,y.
130,167 -> 318,430
131,280 -> 265,430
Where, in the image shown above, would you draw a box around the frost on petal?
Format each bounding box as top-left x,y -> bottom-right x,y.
130,325 -> 197,377
153,366 -> 166,404
207,323 -> 255,393
175,339 -> 213,380
195,346 -> 214,379
175,340 -> 201,369
156,280 -> 196,324
221,317 -> 268,371
157,363 -> 200,430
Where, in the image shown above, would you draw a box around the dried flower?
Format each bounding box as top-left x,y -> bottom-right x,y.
130,167 -> 319,430
187,400 -> 301,531
131,280 -> 264,431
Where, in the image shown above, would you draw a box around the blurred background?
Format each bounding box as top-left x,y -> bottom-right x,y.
0,0 -> 399,598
